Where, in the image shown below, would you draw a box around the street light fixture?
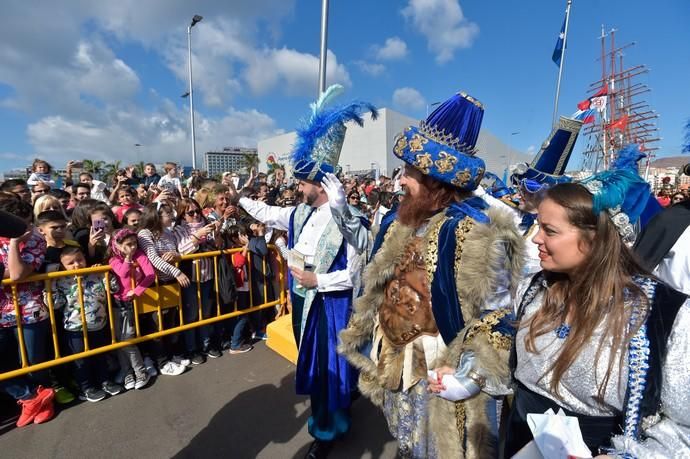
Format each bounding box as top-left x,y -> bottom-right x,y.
426,101 -> 441,117
187,14 -> 203,169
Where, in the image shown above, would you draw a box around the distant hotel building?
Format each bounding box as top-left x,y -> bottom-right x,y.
204,147 -> 257,177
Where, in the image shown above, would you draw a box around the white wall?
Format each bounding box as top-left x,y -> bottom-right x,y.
257,107 -> 530,179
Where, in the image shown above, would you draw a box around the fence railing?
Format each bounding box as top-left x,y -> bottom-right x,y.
0,245 -> 287,381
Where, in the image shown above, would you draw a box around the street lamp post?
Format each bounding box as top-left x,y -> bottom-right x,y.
426,101 -> 441,117
187,14 -> 203,169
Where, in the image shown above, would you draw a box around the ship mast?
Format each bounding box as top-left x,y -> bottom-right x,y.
581,27 -> 660,173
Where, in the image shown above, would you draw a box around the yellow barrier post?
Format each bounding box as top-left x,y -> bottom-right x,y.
213,254 -> 221,317
11,285 -> 29,368
195,261 -> 202,324
105,271 -> 116,344
76,275 -> 90,351
130,265 -> 141,338
43,279 -> 61,359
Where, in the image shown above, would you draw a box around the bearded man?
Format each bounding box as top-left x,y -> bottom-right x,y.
339,92 -> 524,458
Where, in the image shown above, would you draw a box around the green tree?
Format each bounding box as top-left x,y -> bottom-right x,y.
102,160 -> 122,185
134,161 -> 146,177
82,160 -> 105,179
240,153 -> 259,174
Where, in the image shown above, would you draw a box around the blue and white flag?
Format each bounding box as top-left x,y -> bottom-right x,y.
552,18 -> 566,66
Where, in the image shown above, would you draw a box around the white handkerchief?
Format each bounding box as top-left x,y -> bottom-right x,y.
426,371 -> 474,401
524,408 -> 592,459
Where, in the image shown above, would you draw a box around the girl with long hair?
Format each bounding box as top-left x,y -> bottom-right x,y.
503,177 -> 690,458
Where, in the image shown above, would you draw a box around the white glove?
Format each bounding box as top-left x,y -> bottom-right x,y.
427,370 -> 480,402
321,173 -> 346,213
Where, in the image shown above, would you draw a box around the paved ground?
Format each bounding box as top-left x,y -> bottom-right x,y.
0,343 -> 397,458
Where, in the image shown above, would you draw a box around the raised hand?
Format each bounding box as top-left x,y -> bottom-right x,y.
321,172 -> 346,213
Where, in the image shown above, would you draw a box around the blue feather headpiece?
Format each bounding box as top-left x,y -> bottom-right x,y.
291,84 -> 378,182
580,144 -> 652,243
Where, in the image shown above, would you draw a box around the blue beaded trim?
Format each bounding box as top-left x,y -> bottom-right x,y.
554,323 -> 571,339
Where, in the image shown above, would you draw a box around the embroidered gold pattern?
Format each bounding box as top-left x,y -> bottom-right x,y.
455,400 -> 466,446
408,133 -> 428,152
474,167 -> 485,184
434,151 -> 458,174
452,169 -> 472,187
463,309 -> 512,351
393,134 -> 408,157
414,153 -> 434,174
424,216 -> 448,287
454,217 -> 474,321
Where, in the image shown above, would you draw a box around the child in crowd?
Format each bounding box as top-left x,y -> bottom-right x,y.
74,202 -> 118,265
137,203 -> 188,376
221,225 -> 253,353
113,187 -> 143,223
122,208 -> 142,229
27,159 -> 56,188
157,162 -> 183,197
33,194 -> 66,221
35,210 -> 80,273
143,163 -> 161,189
108,229 -> 154,390
174,198 -> 222,363
49,246 -> 123,402
0,197 -> 55,426
247,220 -> 274,340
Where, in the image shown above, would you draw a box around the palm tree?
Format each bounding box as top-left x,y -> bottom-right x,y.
82,160 -> 105,179
240,153 -> 259,174
102,160 -> 122,185
134,161 -> 146,177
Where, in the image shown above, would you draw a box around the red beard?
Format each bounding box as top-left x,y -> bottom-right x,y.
396,191 -> 439,228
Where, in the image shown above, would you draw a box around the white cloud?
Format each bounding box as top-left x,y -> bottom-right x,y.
26,102 -> 282,167
373,37 -> 408,61
244,48 -> 351,96
401,0 -> 479,64
392,87 -> 426,111
354,60 -> 386,77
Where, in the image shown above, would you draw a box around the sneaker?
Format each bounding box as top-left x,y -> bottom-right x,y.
102,381 -> 124,396
53,385 -> 75,405
190,353 -> 205,366
134,372 -> 151,390
203,347 -> 222,359
144,357 -> 158,377
123,373 -> 136,391
228,344 -> 253,354
159,361 -> 186,376
172,355 -> 191,367
16,395 -> 42,427
34,397 -> 55,424
79,387 -> 107,403
253,331 -> 268,341
220,340 -> 232,351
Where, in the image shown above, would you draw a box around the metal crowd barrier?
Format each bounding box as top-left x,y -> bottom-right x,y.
0,246 -> 287,381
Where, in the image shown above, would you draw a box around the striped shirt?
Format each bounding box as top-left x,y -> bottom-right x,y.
137,228 -> 181,282
173,223 -> 215,283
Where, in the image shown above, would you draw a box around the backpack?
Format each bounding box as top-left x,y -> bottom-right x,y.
216,252 -> 238,306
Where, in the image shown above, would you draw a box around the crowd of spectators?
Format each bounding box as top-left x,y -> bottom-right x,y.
0,158 -> 401,427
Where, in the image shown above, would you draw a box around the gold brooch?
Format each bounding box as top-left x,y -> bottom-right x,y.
408,133 -> 428,152
393,134 -> 408,157
414,153 -> 434,174
452,169 -> 472,187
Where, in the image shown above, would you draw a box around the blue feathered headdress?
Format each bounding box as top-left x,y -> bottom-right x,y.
291,84 -> 378,182
580,144 -> 654,243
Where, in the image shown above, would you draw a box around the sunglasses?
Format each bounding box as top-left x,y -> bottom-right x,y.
349,195 -> 360,200
186,209 -> 200,216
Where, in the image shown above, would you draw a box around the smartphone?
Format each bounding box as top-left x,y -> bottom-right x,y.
93,219 -> 106,231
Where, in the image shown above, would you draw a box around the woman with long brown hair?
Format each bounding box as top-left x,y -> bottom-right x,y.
504,170 -> 690,457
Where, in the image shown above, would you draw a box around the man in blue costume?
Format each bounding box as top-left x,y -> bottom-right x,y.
339,92 -> 525,458
228,85 -> 374,459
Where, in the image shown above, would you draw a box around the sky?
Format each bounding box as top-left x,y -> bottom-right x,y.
1,0 -> 689,173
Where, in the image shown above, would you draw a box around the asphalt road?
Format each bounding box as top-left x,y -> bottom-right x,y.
0,343 -> 397,459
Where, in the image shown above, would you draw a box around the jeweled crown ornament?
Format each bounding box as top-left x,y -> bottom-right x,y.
393,92 -> 486,190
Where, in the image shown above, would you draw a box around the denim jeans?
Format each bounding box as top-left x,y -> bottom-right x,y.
0,320 -> 50,400
65,327 -> 110,392
181,280 -> 214,353
229,291 -> 250,349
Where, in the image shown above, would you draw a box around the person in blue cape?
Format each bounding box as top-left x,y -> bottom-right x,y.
338,92 -> 525,458
228,84 -> 373,459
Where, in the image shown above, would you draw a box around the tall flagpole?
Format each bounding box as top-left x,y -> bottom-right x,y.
552,0 -> 573,128
317,0 -> 330,96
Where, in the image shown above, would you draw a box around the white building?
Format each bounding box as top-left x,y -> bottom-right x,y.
204,147 -> 257,177
258,108 -> 529,178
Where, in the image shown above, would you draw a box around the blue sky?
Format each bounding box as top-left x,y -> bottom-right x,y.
1,0 -> 689,173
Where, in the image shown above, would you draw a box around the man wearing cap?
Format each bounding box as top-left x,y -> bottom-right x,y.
339,92 -> 524,458
228,85 -> 374,458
